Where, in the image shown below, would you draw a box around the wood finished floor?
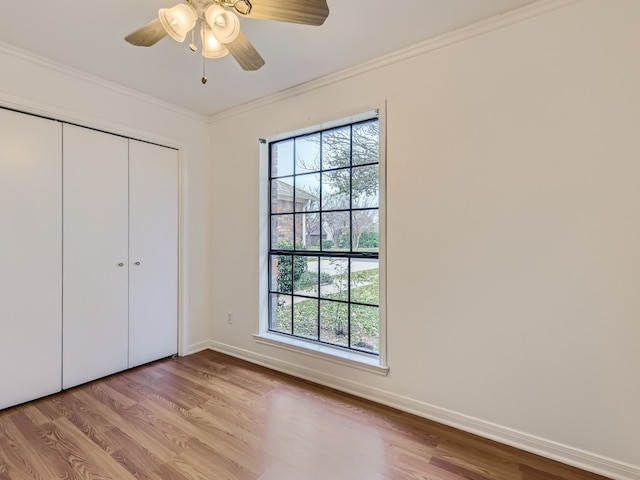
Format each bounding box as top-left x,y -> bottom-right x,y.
0,350 -> 611,480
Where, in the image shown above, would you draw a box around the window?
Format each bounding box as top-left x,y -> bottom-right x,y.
268,116 -> 381,355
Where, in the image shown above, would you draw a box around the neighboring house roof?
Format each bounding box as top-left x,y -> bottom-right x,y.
273,179 -> 318,204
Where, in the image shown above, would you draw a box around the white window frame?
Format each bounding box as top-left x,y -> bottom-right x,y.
255,103 -> 388,375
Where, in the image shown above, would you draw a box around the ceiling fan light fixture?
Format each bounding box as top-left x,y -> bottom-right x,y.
205,5 -> 240,44
158,4 -> 197,43
201,24 -> 229,58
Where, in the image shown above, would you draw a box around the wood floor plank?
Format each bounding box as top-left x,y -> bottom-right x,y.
0,436 -> 49,480
387,453 -> 464,480
104,427 -> 165,480
49,393 -> 120,455
0,351 -> 613,480
0,411 -> 70,480
121,368 -> 207,411
103,376 -> 156,405
15,405 -> 52,428
0,456 -> 34,480
179,405 -> 278,476
47,417 -> 137,480
433,436 -> 521,480
179,438 -> 261,480
152,462 -> 193,480
71,389 -> 180,461
29,399 -> 64,426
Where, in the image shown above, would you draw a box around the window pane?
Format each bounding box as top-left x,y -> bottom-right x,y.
270,254 -> 291,294
352,210 -> 379,252
271,254 -> 293,294
350,259 -> 379,305
271,140 -> 294,177
270,293 -> 292,333
351,304 -> 379,353
322,126 -> 351,169
295,134 -> 320,174
271,215 -> 294,250
295,173 -> 320,212
320,257 -> 348,301
268,116 -> 380,355
320,300 -> 348,347
321,169 -> 350,210
293,256 -> 318,297
271,177 -> 294,214
293,297 -> 318,339
352,165 -> 379,208
322,211 -> 350,251
294,212 -> 320,250
352,120 -> 379,166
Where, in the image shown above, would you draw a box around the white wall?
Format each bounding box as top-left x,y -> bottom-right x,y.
0,47 -> 212,352
208,1 -> 640,479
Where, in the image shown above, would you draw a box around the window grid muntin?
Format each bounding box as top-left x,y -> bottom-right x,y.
269,118 -> 379,355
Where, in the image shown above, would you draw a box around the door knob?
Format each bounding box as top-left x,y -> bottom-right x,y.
134,261 -> 141,266
118,263 -> 124,267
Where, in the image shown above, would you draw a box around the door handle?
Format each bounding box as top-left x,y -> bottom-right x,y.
134,262 -> 141,266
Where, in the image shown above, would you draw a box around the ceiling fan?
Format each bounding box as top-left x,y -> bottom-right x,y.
125,0 -> 329,76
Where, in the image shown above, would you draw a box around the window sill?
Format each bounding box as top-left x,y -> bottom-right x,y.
253,332 -> 389,376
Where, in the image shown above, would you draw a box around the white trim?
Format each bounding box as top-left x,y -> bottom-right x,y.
0,0 -> 581,122
0,97 -> 190,363
209,0 -> 582,122
0,42 -> 208,123
253,333 -> 388,376
176,146 -> 189,358
187,340 -> 213,355
376,101 -> 388,367
258,103 -> 388,370
207,341 -> 639,480
265,107 -> 381,143
0,92 -> 189,149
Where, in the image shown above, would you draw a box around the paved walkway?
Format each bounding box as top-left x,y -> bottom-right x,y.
279,259 -> 377,305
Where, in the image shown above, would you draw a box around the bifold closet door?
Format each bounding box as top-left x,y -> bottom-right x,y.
128,140 -> 178,368
0,109 -> 62,410
63,124 -> 129,389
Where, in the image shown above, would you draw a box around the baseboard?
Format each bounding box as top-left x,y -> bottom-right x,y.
208,340 -> 639,480
187,340 -> 214,355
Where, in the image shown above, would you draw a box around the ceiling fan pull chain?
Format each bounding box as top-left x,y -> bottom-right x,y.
202,56 -> 208,84
189,27 -> 197,52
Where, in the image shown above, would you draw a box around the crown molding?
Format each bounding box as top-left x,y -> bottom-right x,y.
0,42 -> 208,123
209,0 -> 582,123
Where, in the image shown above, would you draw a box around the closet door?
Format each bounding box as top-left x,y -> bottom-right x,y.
128,140 -> 178,368
63,124 -> 129,389
0,109 -> 62,409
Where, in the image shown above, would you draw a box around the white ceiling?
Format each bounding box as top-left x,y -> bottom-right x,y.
0,0 -> 539,116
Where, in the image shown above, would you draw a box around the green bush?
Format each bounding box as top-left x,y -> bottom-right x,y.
296,271 -> 318,290
277,241 -> 307,292
358,231 -> 379,248
320,272 -> 333,285
293,270 -> 334,292
336,234 -> 350,249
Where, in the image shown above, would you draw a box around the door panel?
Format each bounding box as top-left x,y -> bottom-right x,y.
63,124 -> 129,389
128,140 -> 178,368
0,109 -> 62,409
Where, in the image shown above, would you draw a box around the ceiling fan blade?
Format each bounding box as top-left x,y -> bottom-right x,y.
125,17 -> 168,47
245,0 -> 329,26
225,32 -> 265,71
